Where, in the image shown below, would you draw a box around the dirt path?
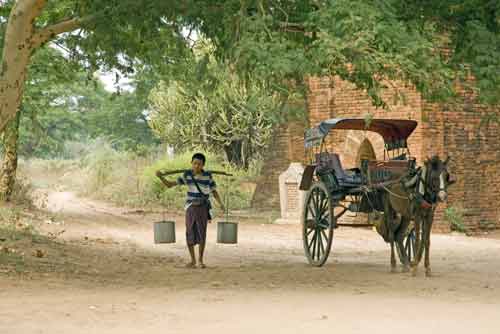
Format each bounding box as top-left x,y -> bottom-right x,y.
2,191 -> 500,334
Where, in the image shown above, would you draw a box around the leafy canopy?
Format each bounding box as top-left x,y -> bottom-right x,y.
148,50 -> 281,168
2,0 -> 499,120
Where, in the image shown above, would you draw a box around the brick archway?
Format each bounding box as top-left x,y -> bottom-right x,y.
336,132 -> 384,224
339,130 -> 384,169
356,138 -> 377,167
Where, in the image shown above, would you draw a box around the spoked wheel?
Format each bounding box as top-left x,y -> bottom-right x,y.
303,182 -> 334,267
397,222 -> 417,265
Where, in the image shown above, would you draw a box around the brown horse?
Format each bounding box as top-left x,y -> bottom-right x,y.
382,156 -> 455,275
412,156 -> 455,276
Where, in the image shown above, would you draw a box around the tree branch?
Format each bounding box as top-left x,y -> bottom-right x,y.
30,15 -> 95,49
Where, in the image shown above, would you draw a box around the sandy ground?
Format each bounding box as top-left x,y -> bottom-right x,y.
1,191 -> 500,334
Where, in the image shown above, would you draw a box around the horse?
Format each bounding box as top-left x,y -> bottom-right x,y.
381,156 -> 455,275
412,156 -> 455,276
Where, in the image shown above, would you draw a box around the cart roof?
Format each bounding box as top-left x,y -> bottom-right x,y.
305,118 -> 418,149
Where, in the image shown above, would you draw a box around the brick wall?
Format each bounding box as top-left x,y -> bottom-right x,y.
308,76 -> 424,166
251,121 -> 305,209
427,94 -> 500,233
306,76 -> 500,233
254,76 -> 500,234
306,77 -> 442,227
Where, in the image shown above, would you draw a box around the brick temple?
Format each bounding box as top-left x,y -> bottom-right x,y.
252,77 -> 500,233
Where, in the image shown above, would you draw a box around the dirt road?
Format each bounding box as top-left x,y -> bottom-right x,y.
1,191 -> 500,333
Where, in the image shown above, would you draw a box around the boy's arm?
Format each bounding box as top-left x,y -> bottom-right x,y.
212,190 -> 225,212
156,171 -> 177,188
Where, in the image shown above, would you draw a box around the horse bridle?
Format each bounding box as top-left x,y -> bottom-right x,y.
418,162 -> 447,204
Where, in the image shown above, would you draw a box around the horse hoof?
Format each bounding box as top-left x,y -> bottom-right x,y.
402,266 -> 410,273
390,267 -> 397,273
425,269 -> 432,277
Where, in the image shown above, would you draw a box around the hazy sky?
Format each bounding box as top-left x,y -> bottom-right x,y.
98,70 -> 134,93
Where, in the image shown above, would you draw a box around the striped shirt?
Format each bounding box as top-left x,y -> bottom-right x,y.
177,170 -> 217,210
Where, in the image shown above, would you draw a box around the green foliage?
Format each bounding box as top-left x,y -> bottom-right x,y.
82,140 -> 127,193
444,206 -> 467,233
80,91 -> 159,152
148,48 -> 282,168
16,46 -> 158,158
38,139 -> 256,210
229,0 -> 454,106
1,0 -> 499,107
397,0 -> 500,104
1,0 -> 499,164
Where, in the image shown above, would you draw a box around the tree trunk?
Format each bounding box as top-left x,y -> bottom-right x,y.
0,111 -> 21,201
0,0 -> 46,132
223,140 -> 245,168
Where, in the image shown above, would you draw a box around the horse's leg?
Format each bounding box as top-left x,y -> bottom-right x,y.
390,241 -> 397,273
424,216 -> 433,277
411,217 -> 421,276
396,216 -> 410,272
416,213 -> 426,262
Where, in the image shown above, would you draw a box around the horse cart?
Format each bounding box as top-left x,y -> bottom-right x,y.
299,118 -> 420,266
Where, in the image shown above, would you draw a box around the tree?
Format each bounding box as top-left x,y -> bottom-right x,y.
0,40 -> 161,199
0,109 -> 19,200
149,66 -> 280,168
81,91 -> 159,152
0,42 -> 83,198
17,46 -> 84,157
225,1 -> 499,106
16,47 -> 159,158
3,1 -> 499,133
0,0 -> 199,132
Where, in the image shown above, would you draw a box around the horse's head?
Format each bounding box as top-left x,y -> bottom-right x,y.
424,155 -> 456,203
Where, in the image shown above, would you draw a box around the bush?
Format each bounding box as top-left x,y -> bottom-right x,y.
444,206 -> 466,233
22,140 -> 259,211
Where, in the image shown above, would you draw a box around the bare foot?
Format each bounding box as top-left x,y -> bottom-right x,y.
199,263 -> 207,269
185,262 -> 196,269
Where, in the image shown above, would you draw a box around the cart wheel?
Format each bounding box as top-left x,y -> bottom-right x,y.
397,223 -> 417,265
303,182 -> 334,267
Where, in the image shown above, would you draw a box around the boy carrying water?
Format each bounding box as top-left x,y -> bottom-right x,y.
156,153 -> 225,268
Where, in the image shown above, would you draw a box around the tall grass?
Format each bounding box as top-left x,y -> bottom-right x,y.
29,139 -> 260,211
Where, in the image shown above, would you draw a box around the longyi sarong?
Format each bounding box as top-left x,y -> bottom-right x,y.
185,205 -> 209,246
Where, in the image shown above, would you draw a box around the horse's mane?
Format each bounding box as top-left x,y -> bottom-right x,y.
427,155 -> 441,169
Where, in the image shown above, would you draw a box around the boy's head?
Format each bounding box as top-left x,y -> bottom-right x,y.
191,153 -> 206,173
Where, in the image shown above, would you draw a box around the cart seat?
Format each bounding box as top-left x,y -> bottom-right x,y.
316,153 -> 363,186
365,159 -> 412,183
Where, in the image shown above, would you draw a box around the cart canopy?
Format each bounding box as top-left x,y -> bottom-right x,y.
305,118 -> 418,150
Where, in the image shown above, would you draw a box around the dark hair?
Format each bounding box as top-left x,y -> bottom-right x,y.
191,153 -> 206,165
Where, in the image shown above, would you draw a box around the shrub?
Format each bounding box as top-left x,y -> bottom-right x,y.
444,206 -> 466,233
22,140 -> 259,211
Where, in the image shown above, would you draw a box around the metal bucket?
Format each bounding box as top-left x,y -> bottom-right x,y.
154,220 -> 176,244
217,221 -> 238,244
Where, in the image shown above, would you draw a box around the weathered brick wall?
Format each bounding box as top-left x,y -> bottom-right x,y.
306,76 -> 500,233
419,101 -> 448,231
251,121 -> 305,209
306,77 -> 444,227
254,76 -> 500,234
308,77 -> 424,166
427,94 -> 500,233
